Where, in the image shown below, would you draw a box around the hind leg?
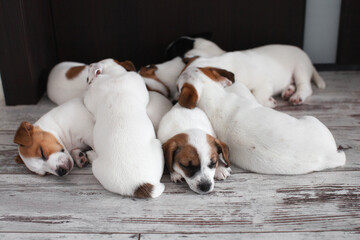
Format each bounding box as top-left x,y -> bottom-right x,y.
289,69 -> 313,105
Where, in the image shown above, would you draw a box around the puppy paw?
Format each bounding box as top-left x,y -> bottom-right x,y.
170,172 -> 184,183
289,94 -> 303,105
85,150 -> 97,164
262,97 -> 277,108
281,84 -> 296,100
70,149 -> 89,168
215,165 -> 232,180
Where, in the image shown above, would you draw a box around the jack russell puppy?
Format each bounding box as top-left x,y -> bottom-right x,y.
139,38 -> 226,101
177,66 -> 346,174
157,103 -> 231,194
13,98 -> 95,176
185,45 -> 326,108
84,59 -> 165,198
47,61 -> 172,132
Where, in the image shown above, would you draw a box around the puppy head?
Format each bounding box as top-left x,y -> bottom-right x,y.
87,58 -> 136,84
184,38 -> 225,59
162,129 -> 230,194
177,66 -> 235,109
13,122 -> 73,176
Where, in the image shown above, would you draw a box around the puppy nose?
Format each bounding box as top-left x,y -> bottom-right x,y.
198,181 -> 212,193
56,167 -> 68,177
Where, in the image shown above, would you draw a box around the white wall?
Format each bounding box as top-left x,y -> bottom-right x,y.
303,0 -> 342,64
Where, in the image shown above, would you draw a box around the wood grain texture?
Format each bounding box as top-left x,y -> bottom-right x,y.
0,72 -> 359,239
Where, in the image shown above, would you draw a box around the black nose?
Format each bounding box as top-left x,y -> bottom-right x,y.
56,167 -> 68,177
198,181 -> 212,192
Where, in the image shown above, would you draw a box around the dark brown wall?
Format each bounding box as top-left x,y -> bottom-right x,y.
51,0 -> 306,67
337,0 -> 360,64
0,0 -> 57,105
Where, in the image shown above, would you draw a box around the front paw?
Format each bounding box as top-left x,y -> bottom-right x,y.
289,94 -> 303,105
215,165 -> 231,180
281,85 -> 296,100
170,172 -> 184,183
70,149 -> 89,168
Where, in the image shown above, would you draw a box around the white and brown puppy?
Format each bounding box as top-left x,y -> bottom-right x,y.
185,45 -> 326,108
13,98 -> 95,176
158,103 -> 231,194
177,66 -> 346,174
84,59 -> 165,198
47,62 -> 89,105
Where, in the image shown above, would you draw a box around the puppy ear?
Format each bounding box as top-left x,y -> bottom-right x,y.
14,121 -> 33,146
162,140 -> 178,173
14,155 -> 24,164
215,138 -> 230,167
178,83 -> 198,109
198,67 -> 235,87
139,64 -> 158,77
114,59 -> 136,72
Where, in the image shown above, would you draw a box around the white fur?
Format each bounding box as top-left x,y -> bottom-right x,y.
178,67 -> 346,175
157,103 -> 231,194
186,44 -> 326,108
84,59 -> 164,198
47,62 -> 88,105
20,98 -> 95,176
184,38 -> 226,59
146,91 -> 172,133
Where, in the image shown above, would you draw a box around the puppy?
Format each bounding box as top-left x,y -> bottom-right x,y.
165,36 -> 226,60
177,66 -> 346,174
185,45 -> 326,108
13,98 -> 95,176
47,62 -> 89,105
158,103 -> 231,194
84,59 -> 165,198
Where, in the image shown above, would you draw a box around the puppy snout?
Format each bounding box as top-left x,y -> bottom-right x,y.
56,167 -> 68,177
198,180 -> 212,193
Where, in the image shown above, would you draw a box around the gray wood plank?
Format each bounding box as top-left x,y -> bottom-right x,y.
0,233 -> 139,240
0,171 -> 359,234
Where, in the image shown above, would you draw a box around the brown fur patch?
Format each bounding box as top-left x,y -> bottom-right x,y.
207,134 -> 230,167
65,65 -> 86,80
198,67 -> 235,85
178,83 -> 198,109
181,56 -> 199,74
139,65 -> 170,97
113,59 -> 136,72
14,123 -> 64,160
162,133 -> 200,178
14,155 -> 24,164
134,183 -> 153,198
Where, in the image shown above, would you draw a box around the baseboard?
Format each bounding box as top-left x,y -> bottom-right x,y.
314,64 -> 360,71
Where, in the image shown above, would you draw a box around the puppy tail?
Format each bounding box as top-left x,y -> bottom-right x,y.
134,183 -> 165,198
312,67 -> 326,89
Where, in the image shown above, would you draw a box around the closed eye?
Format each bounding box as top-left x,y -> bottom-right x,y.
40,146 -> 46,160
208,161 -> 216,169
60,149 -> 65,153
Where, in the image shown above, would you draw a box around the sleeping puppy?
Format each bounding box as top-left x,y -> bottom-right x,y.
13,98 -> 95,176
84,58 -> 165,198
139,38 -> 226,101
158,103 -> 231,194
177,66 -> 346,174
185,45 -> 326,108
47,62 -> 89,105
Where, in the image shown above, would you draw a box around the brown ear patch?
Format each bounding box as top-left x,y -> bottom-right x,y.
113,59 -> 136,72
198,67 -> 235,85
140,65 -> 170,97
14,155 -> 24,164
134,183 -> 153,198
178,83 -> 198,109
65,65 -> 86,80
14,121 -> 33,146
207,135 -> 230,167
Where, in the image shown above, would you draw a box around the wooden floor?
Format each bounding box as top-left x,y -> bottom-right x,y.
1,71 -> 359,239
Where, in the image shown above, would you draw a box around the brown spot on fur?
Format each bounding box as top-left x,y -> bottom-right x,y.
206,134 -> 230,167
65,65 -> 86,80
198,67 -> 235,85
14,122 -> 64,160
162,133 -> 200,178
134,183 -> 153,198
113,59 -> 136,72
178,83 -> 198,109
139,65 -> 170,97
181,56 -> 199,73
